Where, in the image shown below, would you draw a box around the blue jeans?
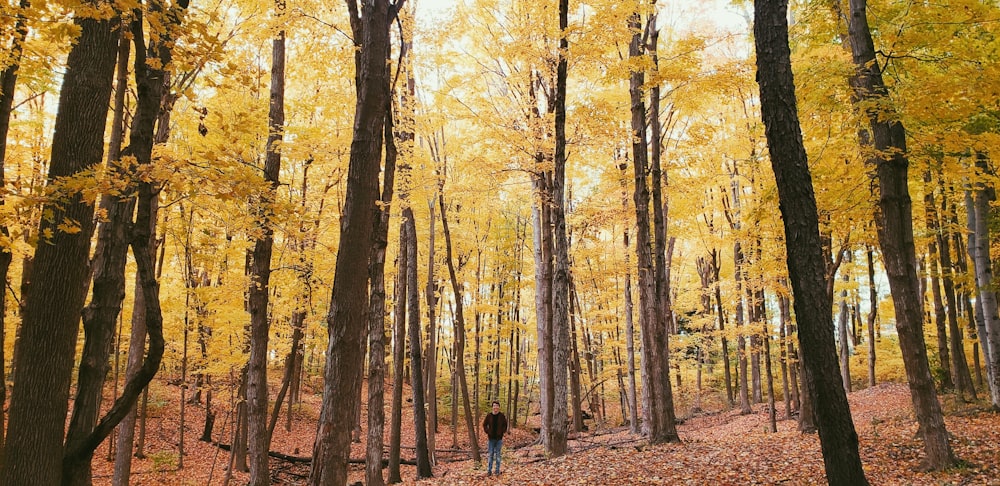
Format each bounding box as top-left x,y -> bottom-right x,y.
487,438 -> 503,474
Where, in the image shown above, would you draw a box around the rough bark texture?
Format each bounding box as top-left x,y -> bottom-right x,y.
547,0 -> 572,456
753,1 -> 869,483
307,2 -> 399,485
846,0 -> 957,469
364,85 -> 398,486
1,7 -> 121,484
628,7 -> 679,444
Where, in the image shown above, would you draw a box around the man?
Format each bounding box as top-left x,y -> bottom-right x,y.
482,400 -> 508,477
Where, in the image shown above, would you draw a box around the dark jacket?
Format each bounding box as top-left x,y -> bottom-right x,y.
482,411 -> 508,440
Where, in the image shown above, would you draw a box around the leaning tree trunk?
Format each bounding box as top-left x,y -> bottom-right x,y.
307,1 -> 399,484
1,5 -> 121,484
846,0 -> 956,469
753,0 -> 869,482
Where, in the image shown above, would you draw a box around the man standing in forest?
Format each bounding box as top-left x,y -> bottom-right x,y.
483,400 -> 508,477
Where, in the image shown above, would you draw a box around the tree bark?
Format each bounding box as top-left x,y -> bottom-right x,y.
547,0 -> 572,455
971,154 -> 1000,407
364,77 -> 399,486
246,5 -> 285,482
308,2 -> 401,484
923,169 -> 953,390
628,5 -> 679,444
866,246 -> 878,388
403,209 -> 433,478
2,4 -> 121,484
387,219 -> 408,484
753,0 -> 869,482
846,0 -> 957,468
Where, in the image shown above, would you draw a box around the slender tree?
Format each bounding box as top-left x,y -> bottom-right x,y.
245,0 -> 286,482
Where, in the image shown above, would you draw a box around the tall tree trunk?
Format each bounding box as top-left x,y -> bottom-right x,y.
866,246 -> 878,388
971,154 -> 1000,407
424,198 -> 438,465
548,0 -> 572,454
0,4 -> 121,483
308,2 -> 400,484
628,6 -> 679,444
620,165 -> 640,433
923,169 -> 953,390
364,79 -> 399,486
846,0 -> 957,468
246,6 -> 285,483
440,192 -> 482,464
646,16 -> 680,438
714,251 -> 734,408
777,288 -> 792,418
938,184 -> 976,401
403,209 -> 433,478
838,263 -> 852,393
965,190 -> 992,391
387,221 -> 408,484
0,0 -> 30,455
531,172 -> 554,447
753,1 -> 869,482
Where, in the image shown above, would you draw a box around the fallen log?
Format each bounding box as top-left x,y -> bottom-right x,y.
213,442 -> 418,466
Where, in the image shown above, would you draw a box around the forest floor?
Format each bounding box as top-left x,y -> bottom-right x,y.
91,380 -> 1000,485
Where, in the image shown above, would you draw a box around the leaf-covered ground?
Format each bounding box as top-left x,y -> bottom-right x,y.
92,382 -> 1000,485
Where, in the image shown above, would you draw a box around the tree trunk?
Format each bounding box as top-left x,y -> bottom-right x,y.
753,1 -> 869,482
971,154 -> 1000,407
246,8 -> 285,483
0,5 -> 120,483
403,209 -> 433,478
629,7 -> 679,444
866,246 -> 878,388
845,0 -> 956,468
923,169 -> 953,390
424,197 -> 437,465
938,185 -> 976,401
549,0 -> 572,453
841,0 -> 959,464
0,0 -> 30,453
387,220 -> 408,484
363,80 -> 399,486
620,165 -> 640,433
838,267 -> 852,393
308,2 -> 398,484
440,193 -> 482,464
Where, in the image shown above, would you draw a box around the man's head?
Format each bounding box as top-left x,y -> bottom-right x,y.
492,401 -> 501,414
